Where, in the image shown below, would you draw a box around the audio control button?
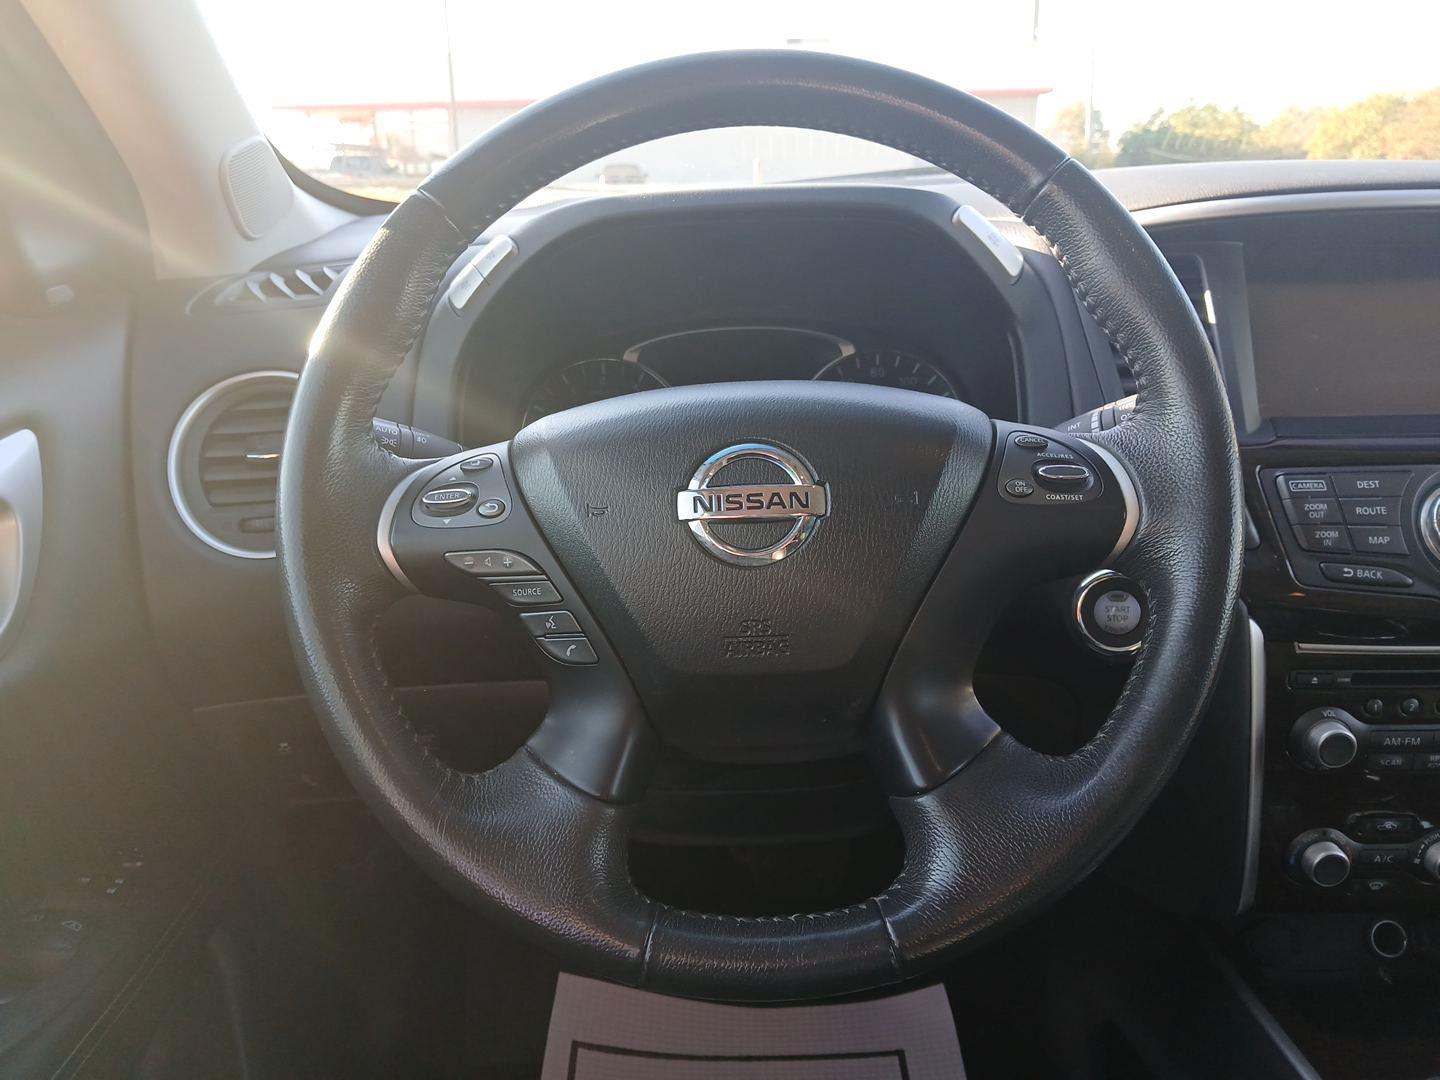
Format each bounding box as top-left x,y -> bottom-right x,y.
1366,752 -> 1413,772
1369,729 -> 1432,751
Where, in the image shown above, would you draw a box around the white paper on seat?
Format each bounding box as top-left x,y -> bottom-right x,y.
541,973 -> 967,1080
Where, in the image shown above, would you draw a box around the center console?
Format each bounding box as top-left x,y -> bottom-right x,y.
1137,209 -> 1440,985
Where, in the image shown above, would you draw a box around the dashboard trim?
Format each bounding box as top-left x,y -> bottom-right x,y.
1135,187 -> 1440,228
1238,618 -> 1265,916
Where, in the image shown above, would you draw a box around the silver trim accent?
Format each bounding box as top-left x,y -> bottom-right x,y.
1237,619 -> 1266,915
1294,642 -> 1440,655
678,443 -> 829,567
1299,839 -> 1350,888
952,203 -> 1024,282
621,325 -> 855,367
166,370 -> 298,560
446,235 -> 516,313
1368,918 -> 1409,960
0,429 -> 42,660
1216,959 -> 1323,1080
376,468 -> 421,592
1072,570 -> 1143,656
1419,488 -> 1440,564
1079,438 -> 1139,563
1135,187 -> 1440,229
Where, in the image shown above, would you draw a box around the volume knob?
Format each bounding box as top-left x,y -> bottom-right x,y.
1290,709 -> 1360,770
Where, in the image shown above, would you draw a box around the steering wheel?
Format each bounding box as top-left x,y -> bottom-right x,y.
277,51 -> 1242,1001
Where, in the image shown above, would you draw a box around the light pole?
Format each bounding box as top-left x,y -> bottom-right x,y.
442,0 -> 460,154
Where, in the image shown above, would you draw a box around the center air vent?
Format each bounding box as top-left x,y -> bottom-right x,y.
196,262 -> 351,310
168,371 -> 298,558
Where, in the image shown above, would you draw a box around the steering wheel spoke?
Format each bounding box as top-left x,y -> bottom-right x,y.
870,421 -> 1139,794
380,443 -> 656,800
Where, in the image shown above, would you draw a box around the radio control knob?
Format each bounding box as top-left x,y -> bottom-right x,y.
1420,488 -> 1440,564
1298,840 -> 1351,887
1290,709 -> 1360,770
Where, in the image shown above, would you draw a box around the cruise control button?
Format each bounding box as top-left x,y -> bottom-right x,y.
1294,524 -> 1350,553
1348,525 -> 1409,556
1320,563 -> 1413,588
490,579 -> 561,606
535,635 -> 597,665
476,498 -> 507,519
1340,497 -> 1401,524
1033,462 -> 1092,488
419,484 -> 478,516
1003,477 -> 1035,498
519,610 -> 581,637
1331,472 -> 1410,497
1276,474 -> 1332,497
1283,497 -> 1341,524
444,550 -> 540,577
1013,433 -> 1049,450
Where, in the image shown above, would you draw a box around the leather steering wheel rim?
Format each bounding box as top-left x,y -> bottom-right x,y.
277,50 -> 1243,1001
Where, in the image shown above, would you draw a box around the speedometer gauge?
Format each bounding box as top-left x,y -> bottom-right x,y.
813,350 -> 958,399
522,358 -> 669,425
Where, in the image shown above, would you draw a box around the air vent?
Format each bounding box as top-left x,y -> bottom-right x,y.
168,371 -> 298,558
202,262 -> 351,310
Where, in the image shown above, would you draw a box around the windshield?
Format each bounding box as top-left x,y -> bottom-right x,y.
199,1 -> 1440,204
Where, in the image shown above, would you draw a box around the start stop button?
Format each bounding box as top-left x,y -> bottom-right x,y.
1093,589 -> 1142,636
1074,571 -> 1146,656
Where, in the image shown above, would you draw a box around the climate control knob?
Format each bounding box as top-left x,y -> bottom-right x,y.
1290,708 -> 1360,770
1298,840 -> 1351,887
1421,842 -> 1440,883
1420,488 -> 1440,565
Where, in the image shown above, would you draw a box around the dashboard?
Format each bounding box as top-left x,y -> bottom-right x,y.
126,164 -> 1440,978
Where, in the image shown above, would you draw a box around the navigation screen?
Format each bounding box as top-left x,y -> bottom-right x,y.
1248,249 -> 1440,419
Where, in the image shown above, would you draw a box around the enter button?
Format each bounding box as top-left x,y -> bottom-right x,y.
1349,525 -> 1409,556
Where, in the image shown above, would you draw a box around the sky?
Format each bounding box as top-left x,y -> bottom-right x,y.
198,0 -> 1440,140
